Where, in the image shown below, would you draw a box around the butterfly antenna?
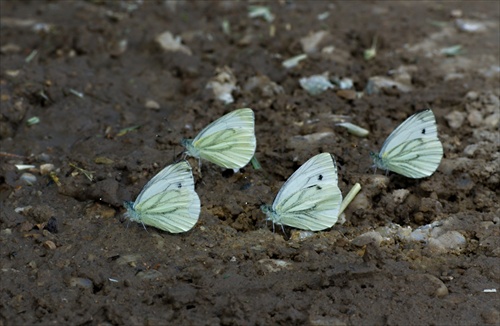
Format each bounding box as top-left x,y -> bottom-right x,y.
172,146 -> 178,163
173,146 -> 186,163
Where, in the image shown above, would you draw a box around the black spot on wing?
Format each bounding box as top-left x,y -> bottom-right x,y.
177,183 -> 182,188
421,128 -> 426,134
318,174 -> 323,181
316,185 -> 322,190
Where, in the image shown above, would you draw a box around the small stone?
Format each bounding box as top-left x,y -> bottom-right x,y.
243,75 -> 283,98
450,9 -> 462,18
136,269 -> 163,280
336,89 -> 357,100
392,189 -> 410,204
420,197 -> 443,214
69,277 -> 93,289
465,91 -> 479,100
436,231 -> 467,251
43,240 -> 57,250
300,30 -> 329,53
1,228 -> 12,236
467,110 -> 483,126
155,31 -> 192,55
299,74 -> 334,95
455,19 -> 487,33
287,132 -> 334,148
463,144 -> 479,157
484,111 -> 500,128
351,231 -> 383,247
392,225 -> 410,241
481,308 -> 500,325
39,163 -> 55,175
410,228 -> 430,242
365,76 -> 412,94
348,192 -> 371,211
145,99 -> 160,110
413,212 -> 425,224
309,316 -> 347,326
20,173 -> 37,185
445,111 -> 465,129
206,66 -> 237,104
258,259 -> 292,273
290,230 -> 315,241
408,274 -> 449,298
116,254 -> 141,265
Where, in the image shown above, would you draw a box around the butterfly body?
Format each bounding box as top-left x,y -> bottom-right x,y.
261,153 -> 343,231
371,109 -> 443,178
124,161 -> 200,233
182,108 -> 256,169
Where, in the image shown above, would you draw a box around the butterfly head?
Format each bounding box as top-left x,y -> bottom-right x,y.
261,204 -> 279,222
180,138 -> 200,158
123,201 -> 138,220
261,205 -> 283,233
370,151 -> 387,169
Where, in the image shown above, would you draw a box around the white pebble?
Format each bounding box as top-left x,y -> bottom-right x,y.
428,231 -> 466,253
39,163 -> 55,175
437,231 -> 467,250
20,173 -> 37,185
155,31 -> 192,55
69,277 -> 93,289
467,110 -> 483,126
300,30 -> 329,53
365,76 -> 412,94
392,189 -> 410,204
463,144 -> 478,157
445,111 -> 466,129
410,228 -> 429,242
455,19 -> 487,33
258,259 -> 292,273
299,75 -> 334,95
145,99 -> 160,110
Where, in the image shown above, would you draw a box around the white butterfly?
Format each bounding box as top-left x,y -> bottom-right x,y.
370,109 -> 443,178
181,108 -> 257,169
261,153 -> 343,232
124,161 -> 200,233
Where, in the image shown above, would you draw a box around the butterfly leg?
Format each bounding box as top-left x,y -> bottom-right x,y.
280,223 -> 287,237
198,158 -> 203,178
140,220 -> 149,233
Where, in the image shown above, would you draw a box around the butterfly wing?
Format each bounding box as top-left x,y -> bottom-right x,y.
380,109 -> 439,153
191,108 -> 257,169
381,138 -> 443,178
135,161 -> 195,205
377,109 -> 443,178
272,153 -> 343,231
135,188 -> 200,233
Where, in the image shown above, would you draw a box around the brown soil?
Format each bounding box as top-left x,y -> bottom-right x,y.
1,1 -> 499,325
